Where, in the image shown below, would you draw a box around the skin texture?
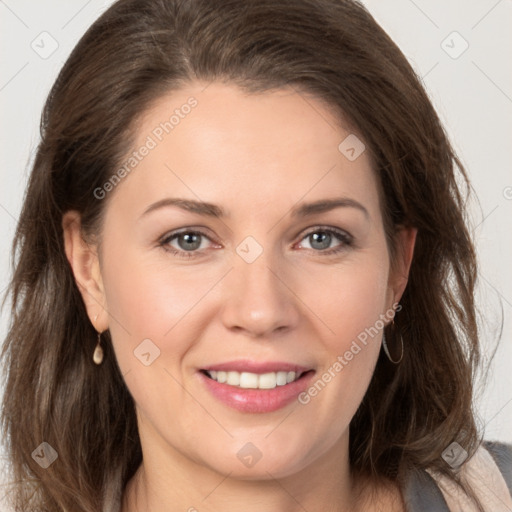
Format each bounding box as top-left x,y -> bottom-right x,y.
63,82 -> 416,511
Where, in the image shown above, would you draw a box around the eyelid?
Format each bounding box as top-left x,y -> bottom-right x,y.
299,225 -> 352,241
158,227 -> 218,251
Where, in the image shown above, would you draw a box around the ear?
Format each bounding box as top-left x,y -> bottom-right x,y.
388,226 -> 417,306
62,211 -> 109,332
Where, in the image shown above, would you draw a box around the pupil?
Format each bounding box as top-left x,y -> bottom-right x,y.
311,232 -> 330,250
180,233 -> 200,251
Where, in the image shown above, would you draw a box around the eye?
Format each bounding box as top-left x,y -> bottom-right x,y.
297,227 -> 353,255
158,226 -> 354,259
159,229 -> 215,258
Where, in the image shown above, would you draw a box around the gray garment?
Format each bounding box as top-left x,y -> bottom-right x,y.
403,441 -> 512,511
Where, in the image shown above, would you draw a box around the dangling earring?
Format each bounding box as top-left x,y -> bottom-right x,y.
92,314 -> 104,365
93,330 -> 104,365
382,320 -> 404,364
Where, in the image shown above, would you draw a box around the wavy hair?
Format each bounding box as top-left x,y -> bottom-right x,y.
1,0 -> 484,510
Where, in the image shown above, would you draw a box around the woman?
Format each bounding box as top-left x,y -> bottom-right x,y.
1,0 -> 511,511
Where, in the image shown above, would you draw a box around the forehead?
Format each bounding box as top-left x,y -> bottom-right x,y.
106,81 -> 380,222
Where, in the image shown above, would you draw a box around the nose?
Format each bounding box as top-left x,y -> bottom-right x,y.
220,246 -> 301,338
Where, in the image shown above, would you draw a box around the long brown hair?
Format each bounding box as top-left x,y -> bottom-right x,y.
1,0 -> 484,510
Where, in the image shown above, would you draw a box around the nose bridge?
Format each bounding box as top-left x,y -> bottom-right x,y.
221,234 -> 299,335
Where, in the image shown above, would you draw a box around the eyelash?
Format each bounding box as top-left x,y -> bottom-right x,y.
158,227 -> 354,259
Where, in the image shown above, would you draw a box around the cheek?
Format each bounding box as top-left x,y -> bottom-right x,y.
301,254 -> 390,350
99,246 -> 201,364
339,268 -> 388,346
295,253 -> 389,420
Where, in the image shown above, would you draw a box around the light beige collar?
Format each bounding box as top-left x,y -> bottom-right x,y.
427,443 -> 512,512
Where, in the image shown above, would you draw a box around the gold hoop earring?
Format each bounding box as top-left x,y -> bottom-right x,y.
382,321 -> 404,364
93,331 -> 104,365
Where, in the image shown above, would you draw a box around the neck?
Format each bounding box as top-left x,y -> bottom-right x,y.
123,437 -> 351,511
120,429 -> 399,512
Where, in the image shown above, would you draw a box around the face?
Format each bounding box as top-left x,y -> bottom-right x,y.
66,82 -> 414,480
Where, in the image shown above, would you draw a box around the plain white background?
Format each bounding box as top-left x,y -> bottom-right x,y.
1,0 -> 511,501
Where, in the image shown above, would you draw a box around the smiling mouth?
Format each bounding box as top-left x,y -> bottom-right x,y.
200,369 -> 312,390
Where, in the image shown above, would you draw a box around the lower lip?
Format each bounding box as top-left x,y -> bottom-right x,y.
199,371 -> 315,413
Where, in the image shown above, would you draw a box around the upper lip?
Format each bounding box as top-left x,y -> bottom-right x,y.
201,360 -> 313,374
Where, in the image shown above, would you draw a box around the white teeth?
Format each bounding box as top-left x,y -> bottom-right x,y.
226,371 -> 240,386
259,372 -> 279,389
276,371 -> 287,386
239,372 -> 259,388
205,370 -> 300,389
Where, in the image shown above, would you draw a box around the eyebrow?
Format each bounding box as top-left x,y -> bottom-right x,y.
140,197 -> 369,219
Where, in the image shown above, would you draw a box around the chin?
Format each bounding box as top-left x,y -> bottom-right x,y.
196,439 -> 319,481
